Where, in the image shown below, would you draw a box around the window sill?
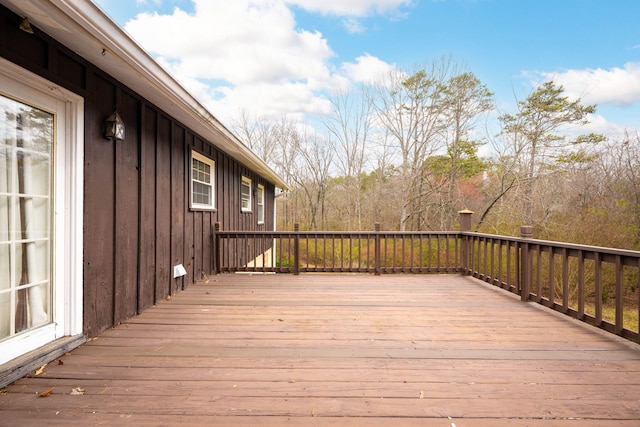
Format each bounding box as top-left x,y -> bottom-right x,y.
190,206 -> 217,212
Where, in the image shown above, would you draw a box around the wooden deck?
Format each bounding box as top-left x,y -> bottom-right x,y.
2,274 -> 640,426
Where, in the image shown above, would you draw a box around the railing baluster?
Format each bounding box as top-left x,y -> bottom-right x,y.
400,234 -> 405,273
374,224 -> 381,275
427,235 -> 432,272
409,234 -> 414,273
548,248 -> 555,307
497,240 -> 503,287
341,234 -> 344,271
595,251 -> 602,325
615,255 -> 623,335
637,258 -> 640,343
489,238 -> 495,284
454,234 -> 459,274
244,234 -> 248,272
444,235 -> 449,272
534,245 -> 540,302
293,223 -> 300,275
482,237 -> 488,281
417,234 -> 422,273
439,234 -> 442,272
562,248 -> 569,313
480,238 -> 485,280
214,222 -> 221,274
506,240 -> 512,291
315,235 -> 327,269
577,250 -> 584,319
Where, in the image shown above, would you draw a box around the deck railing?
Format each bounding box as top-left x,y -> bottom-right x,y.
214,223 -> 460,275
213,216 -> 640,343
465,229 -> 640,343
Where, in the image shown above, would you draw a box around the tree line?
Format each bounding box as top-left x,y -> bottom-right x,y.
233,58 -> 640,251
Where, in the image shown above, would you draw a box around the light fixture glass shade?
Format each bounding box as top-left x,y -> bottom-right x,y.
105,111 -> 125,140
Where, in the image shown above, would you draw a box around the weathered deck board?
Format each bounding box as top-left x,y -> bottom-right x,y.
2,273 -> 639,426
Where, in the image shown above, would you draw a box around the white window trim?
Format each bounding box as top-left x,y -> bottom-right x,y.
0,57 -> 84,364
190,150 -> 215,210
241,176 -> 252,212
257,184 -> 265,224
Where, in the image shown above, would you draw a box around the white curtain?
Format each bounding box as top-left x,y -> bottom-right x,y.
0,95 -> 51,340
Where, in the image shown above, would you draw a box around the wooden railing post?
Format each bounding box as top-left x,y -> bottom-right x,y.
520,225 -> 533,301
214,222 -> 221,274
374,223 -> 381,275
459,210 -> 473,275
293,223 -> 300,275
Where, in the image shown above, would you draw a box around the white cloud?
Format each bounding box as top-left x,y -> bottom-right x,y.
125,1 -> 333,85
342,54 -> 395,84
342,17 -> 366,33
285,0 -> 412,16
122,0 -> 401,121
542,62 -> 640,108
217,81 -> 333,120
135,0 -> 161,5
565,114 -> 629,141
123,0 -> 338,118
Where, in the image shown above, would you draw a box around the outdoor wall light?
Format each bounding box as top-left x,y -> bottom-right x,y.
104,111 -> 125,141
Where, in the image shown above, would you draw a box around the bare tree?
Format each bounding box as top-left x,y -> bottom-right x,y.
322,87 -> 371,230
367,60 -> 453,230
232,109 -> 279,166
291,130 -> 335,230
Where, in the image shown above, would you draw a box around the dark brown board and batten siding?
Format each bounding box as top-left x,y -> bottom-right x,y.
0,5 -> 276,337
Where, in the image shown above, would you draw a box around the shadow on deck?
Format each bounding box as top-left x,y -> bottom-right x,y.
1,274 -> 639,426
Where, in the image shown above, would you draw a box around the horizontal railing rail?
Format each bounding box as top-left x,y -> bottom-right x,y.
212,218 -> 640,344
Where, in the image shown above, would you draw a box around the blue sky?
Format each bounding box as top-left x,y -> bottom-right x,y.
94,0 -> 640,139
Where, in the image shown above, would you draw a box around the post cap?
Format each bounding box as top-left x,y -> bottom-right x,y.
520,225 -> 534,238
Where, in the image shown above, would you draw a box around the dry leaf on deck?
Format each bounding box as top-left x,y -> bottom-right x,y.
34,364 -> 47,376
70,387 -> 86,395
38,387 -> 54,397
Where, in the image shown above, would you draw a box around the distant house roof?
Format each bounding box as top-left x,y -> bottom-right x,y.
1,0 -> 289,190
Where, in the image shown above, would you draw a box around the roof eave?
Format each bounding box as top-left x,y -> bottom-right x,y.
1,0 -> 289,190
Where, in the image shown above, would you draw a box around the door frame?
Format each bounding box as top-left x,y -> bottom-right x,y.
0,57 -> 84,365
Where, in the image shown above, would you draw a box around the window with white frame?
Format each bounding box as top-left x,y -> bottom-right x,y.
241,176 -> 252,212
257,184 -> 265,224
190,150 -> 215,210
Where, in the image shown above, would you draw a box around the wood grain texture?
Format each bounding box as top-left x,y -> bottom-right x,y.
2,274 -> 639,425
138,103 -> 157,310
